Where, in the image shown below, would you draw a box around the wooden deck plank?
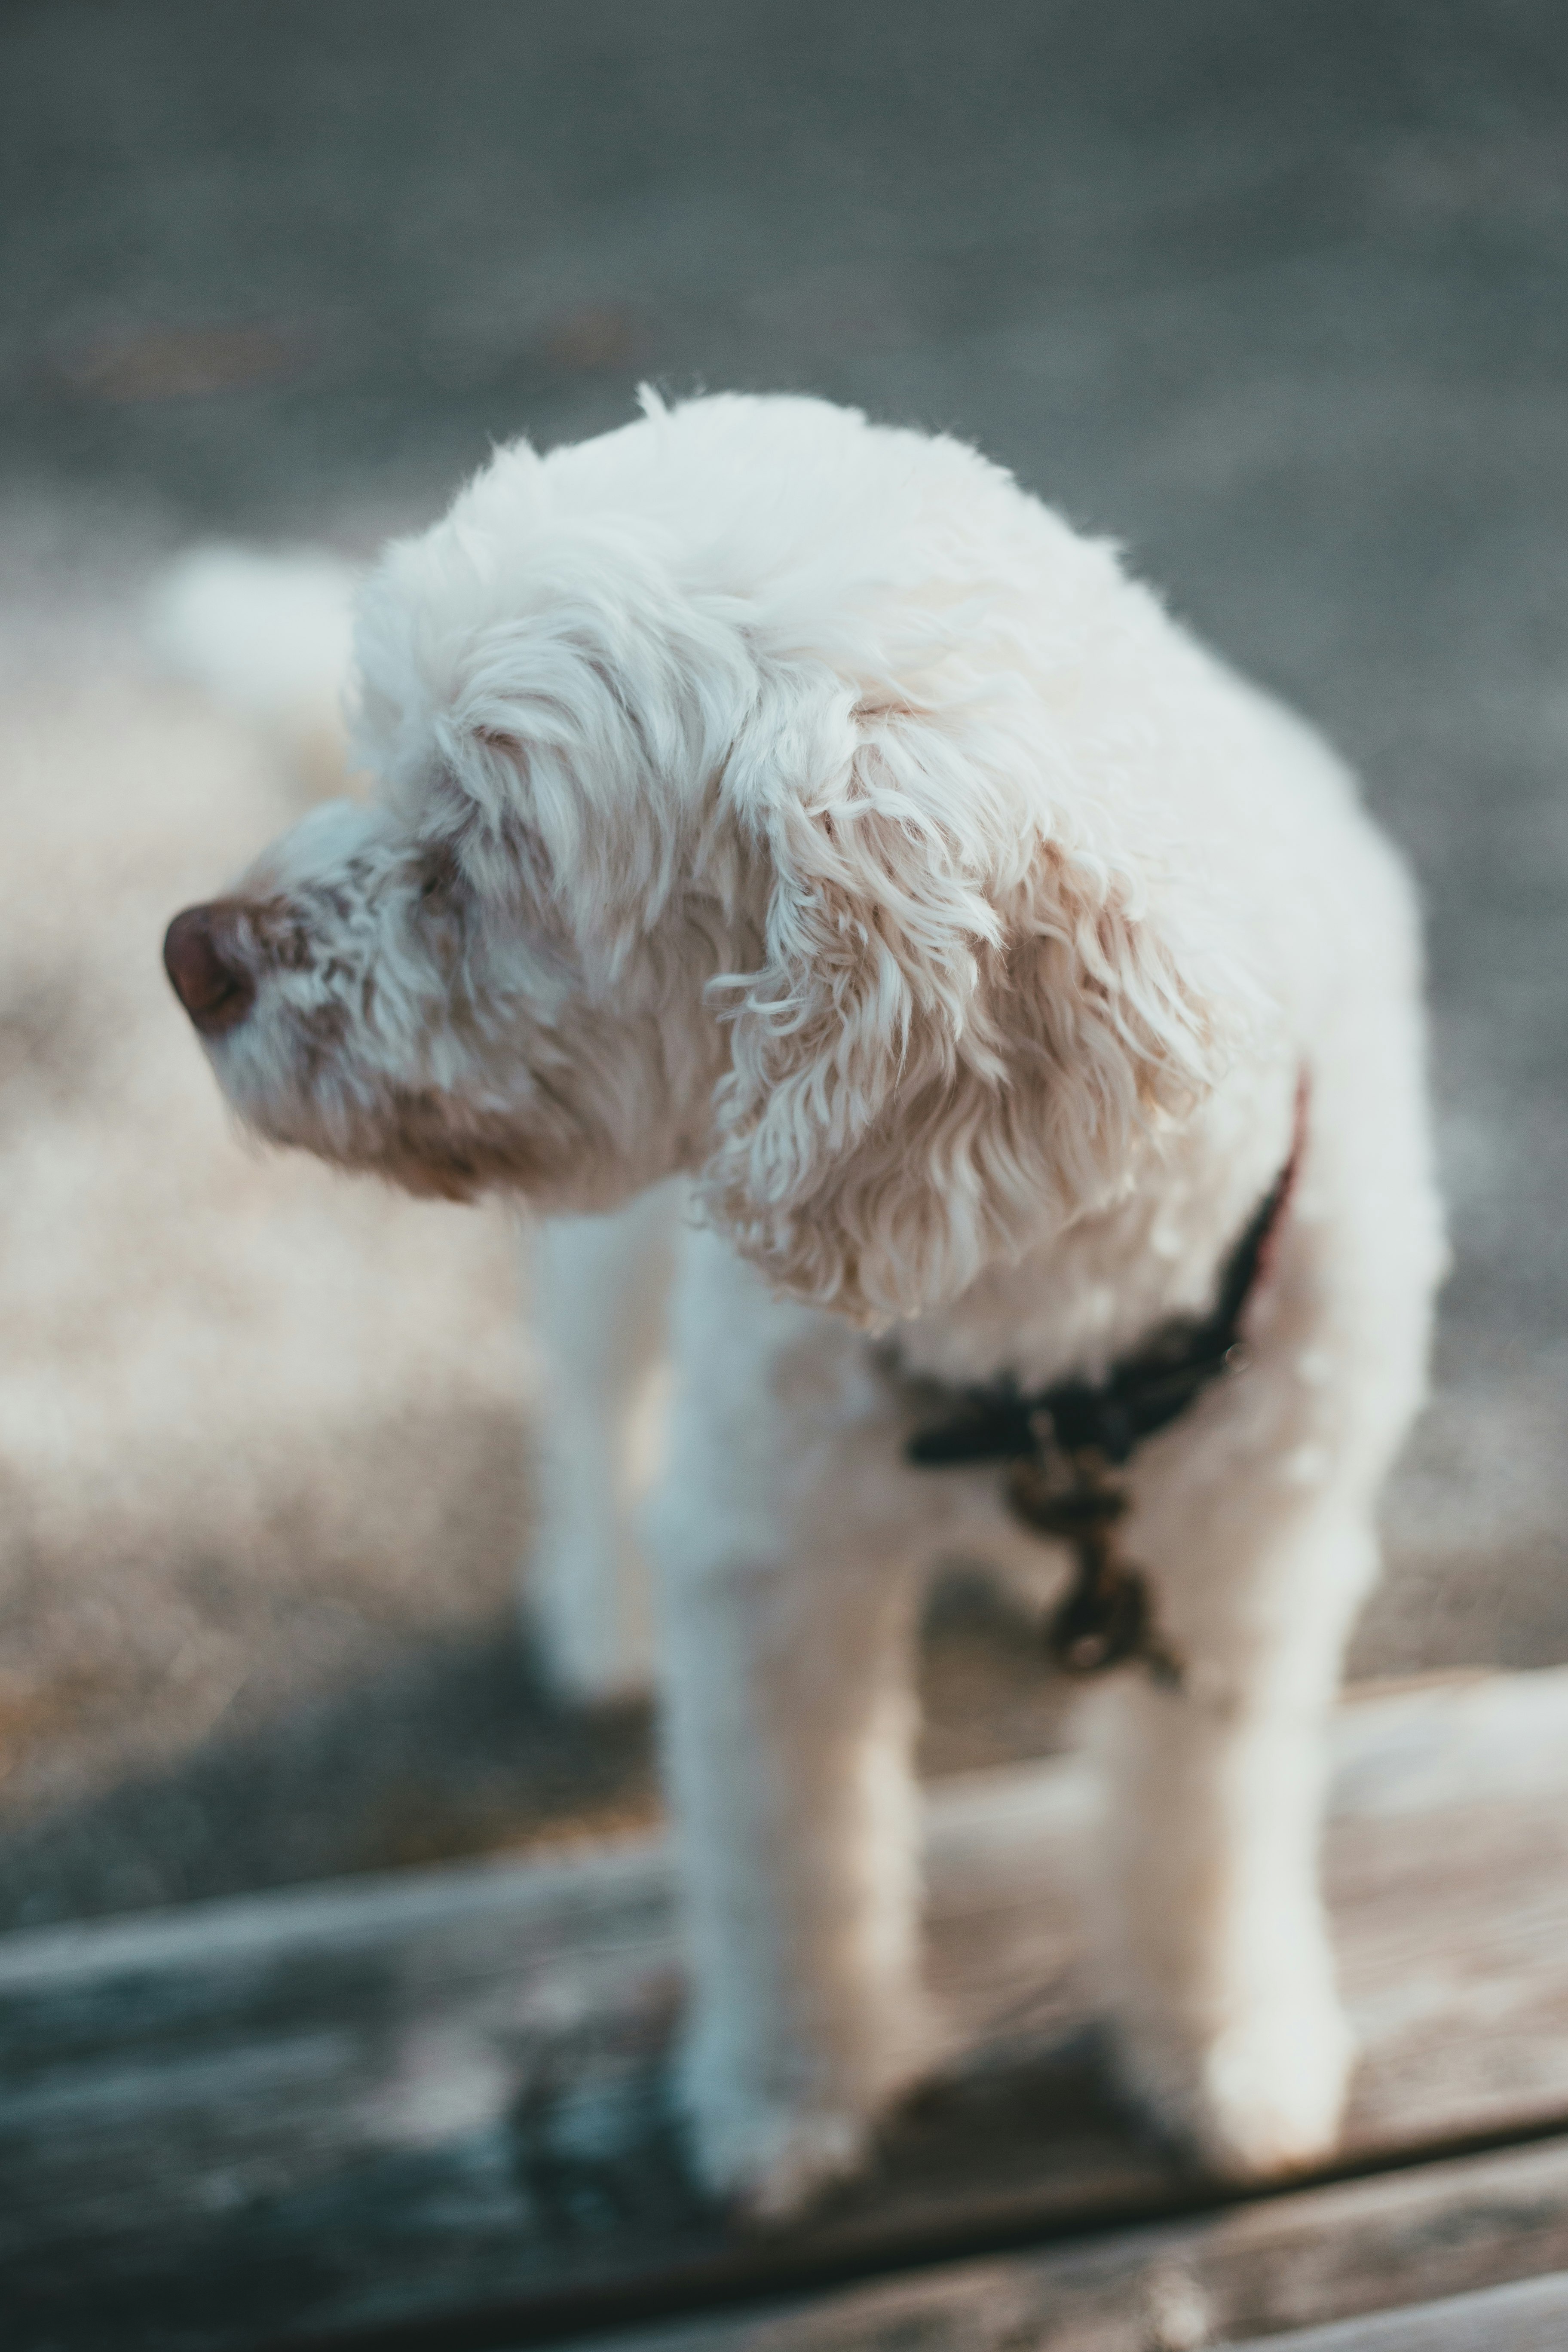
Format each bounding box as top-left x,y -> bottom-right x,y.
581,2135 -> 1568,2351
1229,2270 -> 1568,2350
6,1670 -> 1568,2351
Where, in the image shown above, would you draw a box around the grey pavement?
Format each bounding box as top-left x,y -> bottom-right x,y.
1,0 -> 1566,1918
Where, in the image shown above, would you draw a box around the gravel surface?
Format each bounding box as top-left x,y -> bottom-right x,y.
0,0 -> 1565,1926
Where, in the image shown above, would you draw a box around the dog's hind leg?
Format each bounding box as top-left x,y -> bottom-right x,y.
521,1179 -> 682,1703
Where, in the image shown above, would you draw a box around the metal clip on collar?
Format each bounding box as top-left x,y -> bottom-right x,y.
1007,1430 -> 1184,1688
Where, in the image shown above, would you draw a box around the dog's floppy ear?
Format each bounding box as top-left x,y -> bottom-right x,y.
701,685 -> 1237,1324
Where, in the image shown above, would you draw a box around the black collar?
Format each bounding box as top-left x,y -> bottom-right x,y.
906,1095 -> 1305,1475
903,1087 -> 1308,1686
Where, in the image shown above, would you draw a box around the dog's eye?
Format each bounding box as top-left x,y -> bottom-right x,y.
415,850 -> 461,909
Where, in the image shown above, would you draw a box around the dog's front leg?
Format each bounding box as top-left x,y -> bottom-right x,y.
1086,1492 -> 1380,2180
647,1243 -> 939,2219
1085,1076 -> 1440,2184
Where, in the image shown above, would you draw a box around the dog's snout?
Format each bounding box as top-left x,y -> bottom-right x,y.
163,903 -> 257,1036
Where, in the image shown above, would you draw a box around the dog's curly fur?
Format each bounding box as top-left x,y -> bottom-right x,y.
166,392 -> 1444,2215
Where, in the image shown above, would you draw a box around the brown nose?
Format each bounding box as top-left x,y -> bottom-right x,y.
163,903 -> 256,1035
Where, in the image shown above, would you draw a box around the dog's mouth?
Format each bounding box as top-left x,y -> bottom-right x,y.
348,1087 -> 544,1203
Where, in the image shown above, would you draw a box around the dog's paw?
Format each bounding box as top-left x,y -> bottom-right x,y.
677,1998 -> 948,2223
686,2093 -> 876,2223
1117,1988 -> 1355,2181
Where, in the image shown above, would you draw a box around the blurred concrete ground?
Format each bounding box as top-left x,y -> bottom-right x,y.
0,0 -> 1565,1926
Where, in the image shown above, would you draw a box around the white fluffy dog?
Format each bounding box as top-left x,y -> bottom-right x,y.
162,392 -> 1444,2217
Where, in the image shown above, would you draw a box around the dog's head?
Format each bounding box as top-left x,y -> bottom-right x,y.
166,397 -> 1237,1322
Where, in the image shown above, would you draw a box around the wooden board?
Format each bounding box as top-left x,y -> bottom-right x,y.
591,2135 -> 1568,2352
1230,2270 -> 1568,2351
7,1669 -> 1568,2351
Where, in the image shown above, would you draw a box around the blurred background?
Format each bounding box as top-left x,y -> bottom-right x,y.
1,0 -> 1565,1930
